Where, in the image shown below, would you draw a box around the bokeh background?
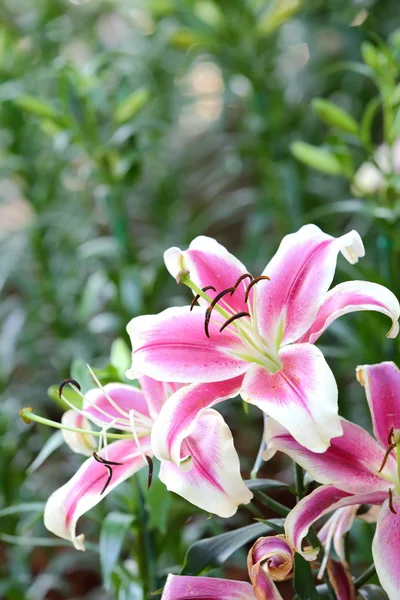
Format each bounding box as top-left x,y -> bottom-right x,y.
1,0 -> 400,598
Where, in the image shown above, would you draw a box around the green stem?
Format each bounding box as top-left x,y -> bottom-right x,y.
354,563 -> 376,589
134,476 -> 157,596
255,491 -> 290,516
294,462 -> 305,502
19,408 -> 134,439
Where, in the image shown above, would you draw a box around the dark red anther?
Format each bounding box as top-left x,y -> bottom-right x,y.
58,378 -> 81,399
378,443 -> 396,473
244,275 -> 270,303
232,273 -> 253,290
388,426 -> 395,445
219,312 -> 251,333
93,452 -> 124,495
204,287 -> 236,338
145,455 -> 154,489
389,488 -> 397,514
190,285 -> 217,311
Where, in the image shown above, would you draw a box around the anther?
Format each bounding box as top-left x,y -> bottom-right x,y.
244,275 -> 270,303
204,287 -> 236,338
232,273 -> 253,290
145,455 -> 154,490
388,426 -> 395,445
58,378 -> 81,399
101,465 -> 113,495
378,443 -> 396,473
190,285 -> 217,311
220,312 -> 251,332
389,488 -> 397,515
93,452 -> 123,467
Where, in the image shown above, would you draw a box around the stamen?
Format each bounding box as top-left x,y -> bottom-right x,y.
87,365 -> 130,420
219,312 -> 251,332
389,488 -> 397,514
388,426 -> 395,445
190,285 -> 217,311
232,273 -> 253,289
378,443 -> 396,473
93,452 -> 123,495
145,455 -> 154,489
204,287 -> 236,338
58,378 -> 81,399
244,275 -> 270,303
101,465 -> 113,495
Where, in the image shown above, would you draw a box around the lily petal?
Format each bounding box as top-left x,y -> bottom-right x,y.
318,506 -> 359,578
247,535 -> 294,600
299,281 -> 400,344
44,438 -> 150,550
164,236 -> 251,313
126,306 -> 247,383
159,409 -> 253,517
82,383 -> 150,431
372,497 -> 400,600
152,378 -> 243,466
61,411 -> 96,456
264,417 -> 396,494
256,224 -> 364,346
356,362 -> 400,449
138,376 -> 182,420
285,484 -> 387,560
327,559 -> 356,600
161,574 -> 255,600
242,343 -> 342,453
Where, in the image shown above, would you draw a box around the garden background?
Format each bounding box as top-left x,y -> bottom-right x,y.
1,0 -> 400,598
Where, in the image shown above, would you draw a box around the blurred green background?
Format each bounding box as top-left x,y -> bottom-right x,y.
1,0 -> 400,598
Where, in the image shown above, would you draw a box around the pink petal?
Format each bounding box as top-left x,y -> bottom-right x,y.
159,409 -> 253,517
247,535 -> 293,600
161,574 -> 255,600
126,306 -> 248,383
255,224 -> 364,346
138,376 -> 182,420
372,497 -> 400,600
318,506 -> 359,578
264,417 -> 397,494
44,438 -> 150,550
357,362 -> 400,449
242,343 -> 342,453
164,236 -> 251,313
61,411 -> 96,456
327,559 -> 356,600
285,484 -> 387,560
151,378 -> 243,466
299,281 -> 400,344
82,383 -> 150,431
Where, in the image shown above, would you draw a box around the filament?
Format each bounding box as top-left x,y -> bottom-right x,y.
190,285 -> 216,311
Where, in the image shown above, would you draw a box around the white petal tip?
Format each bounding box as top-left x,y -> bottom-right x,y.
387,320 -> 400,339
164,247 -> 184,278
73,534 -> 86,551
125,367 -> 142,380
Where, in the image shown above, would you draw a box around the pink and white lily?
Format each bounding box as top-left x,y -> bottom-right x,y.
265,361 -> 400,600
161,534 -> 295,600
127,225 -> 399,453
44,376 -> 252,550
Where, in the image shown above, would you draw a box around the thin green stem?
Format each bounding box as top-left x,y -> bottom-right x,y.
19,408 -> 134,439
294,462 -> 305,502
354,563 -> 376,589
180,275 -> 231,320
134,476 -> 157,596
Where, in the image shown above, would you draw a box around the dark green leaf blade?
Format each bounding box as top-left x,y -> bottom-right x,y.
99,512 -> 134,590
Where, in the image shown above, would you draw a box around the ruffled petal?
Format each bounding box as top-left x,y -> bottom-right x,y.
357,362 -> 400,449
126,306 -> 248,383
285,484 -> 387,560
159,409 -> 252,518
242,343 -> 342,453
264,418 -> 397,494
82,383 -> 150,431
61,411 -> 96,456
164,236 -> 251,313
318,506 -> 358,578
256,224 -> 364,347
151,378 -> 243,466
299,281 -> 400,344
161,574 -> 255,600
372,497 -> 400,600
247,535 -> 294,600
327,559 -> 356,600
138,376 -> 182,420
44,438 -> 150,550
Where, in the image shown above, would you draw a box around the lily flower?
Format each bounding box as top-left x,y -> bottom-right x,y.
161,534 -> 295,600
44,375 -> 252,550
264,361 -> 400,600
127,225 -> 399,453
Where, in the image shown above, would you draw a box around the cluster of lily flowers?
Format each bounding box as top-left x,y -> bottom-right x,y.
28,225 -> 400,599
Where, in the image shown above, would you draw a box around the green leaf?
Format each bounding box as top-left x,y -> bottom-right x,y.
291,142 -> 344,176
293,553 -> 320,600
361,97 -> 381,147
358,585 -> 389,599
27,431 -> 64,474
312,99 -> 359,135
110,338 -> 132,379
0,503 -> 45,519
255,518 -> 285,534
115,88 -> 150,125
99,512 -> 134,590
71,358 -> 94,393
182,522 -> 274,575
245,478 -> 291,492
14,95 -> 65,125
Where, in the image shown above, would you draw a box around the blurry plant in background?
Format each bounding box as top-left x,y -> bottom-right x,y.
1,0 -> 400,598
